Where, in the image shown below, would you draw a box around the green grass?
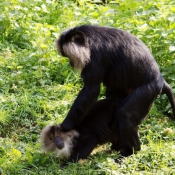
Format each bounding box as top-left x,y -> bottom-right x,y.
0,0 -> 175,174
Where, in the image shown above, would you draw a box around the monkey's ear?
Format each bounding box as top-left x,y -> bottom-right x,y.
71,32 -> 85,45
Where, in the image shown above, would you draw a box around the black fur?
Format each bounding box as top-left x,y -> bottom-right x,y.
57,25 -> 175,157
62,98 -> 127,166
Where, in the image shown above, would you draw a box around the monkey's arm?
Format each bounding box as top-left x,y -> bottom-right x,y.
61,84 -> 100,131
61,66 -> 103,131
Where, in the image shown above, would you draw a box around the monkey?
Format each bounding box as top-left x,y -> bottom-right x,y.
40,124 -> 79,159
40,98 -> 129,166
56,25 -> 175,158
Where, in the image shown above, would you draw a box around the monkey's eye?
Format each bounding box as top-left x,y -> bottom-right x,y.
50,137 -> 54,141
71,34 -> 84,44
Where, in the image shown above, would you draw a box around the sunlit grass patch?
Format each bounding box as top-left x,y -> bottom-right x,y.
0,0 -> 175,174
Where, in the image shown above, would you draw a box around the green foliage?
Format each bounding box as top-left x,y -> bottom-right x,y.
0,0 -> 175,174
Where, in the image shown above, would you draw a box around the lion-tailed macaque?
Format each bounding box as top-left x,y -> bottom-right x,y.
40,125 -> 79,158
56,25 -> 175,157
40,98 -> 133,167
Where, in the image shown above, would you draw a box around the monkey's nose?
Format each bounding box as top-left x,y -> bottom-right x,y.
55,137 -> 65,149
55,141 -> 64,149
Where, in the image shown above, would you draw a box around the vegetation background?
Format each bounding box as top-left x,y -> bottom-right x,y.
0,0 -> 175,174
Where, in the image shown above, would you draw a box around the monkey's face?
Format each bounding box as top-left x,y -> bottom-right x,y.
40,125 -> 64,152
56,29 -> 90,71
40,125 -> 79,158
49,125 -> 64,149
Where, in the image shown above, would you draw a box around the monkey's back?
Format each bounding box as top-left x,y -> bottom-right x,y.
75,98 -> 120,144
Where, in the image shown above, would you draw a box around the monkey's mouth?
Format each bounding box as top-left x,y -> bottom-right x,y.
56,143 -> 64,149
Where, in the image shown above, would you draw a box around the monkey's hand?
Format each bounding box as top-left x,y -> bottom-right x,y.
61,118 -> 75,131
61,108 -> 83,131
60,161 -> 68,169
60,158 -> 77,168
61,112 -> 80,131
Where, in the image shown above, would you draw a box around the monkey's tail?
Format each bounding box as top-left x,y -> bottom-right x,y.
161,79 -> 175,119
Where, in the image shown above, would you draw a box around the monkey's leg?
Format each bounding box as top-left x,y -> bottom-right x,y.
110,139 -> 123,152
113,79 -> 163,157
109,128 -> 122,151
61,137 -> 97,167
71,137 -> 97,161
